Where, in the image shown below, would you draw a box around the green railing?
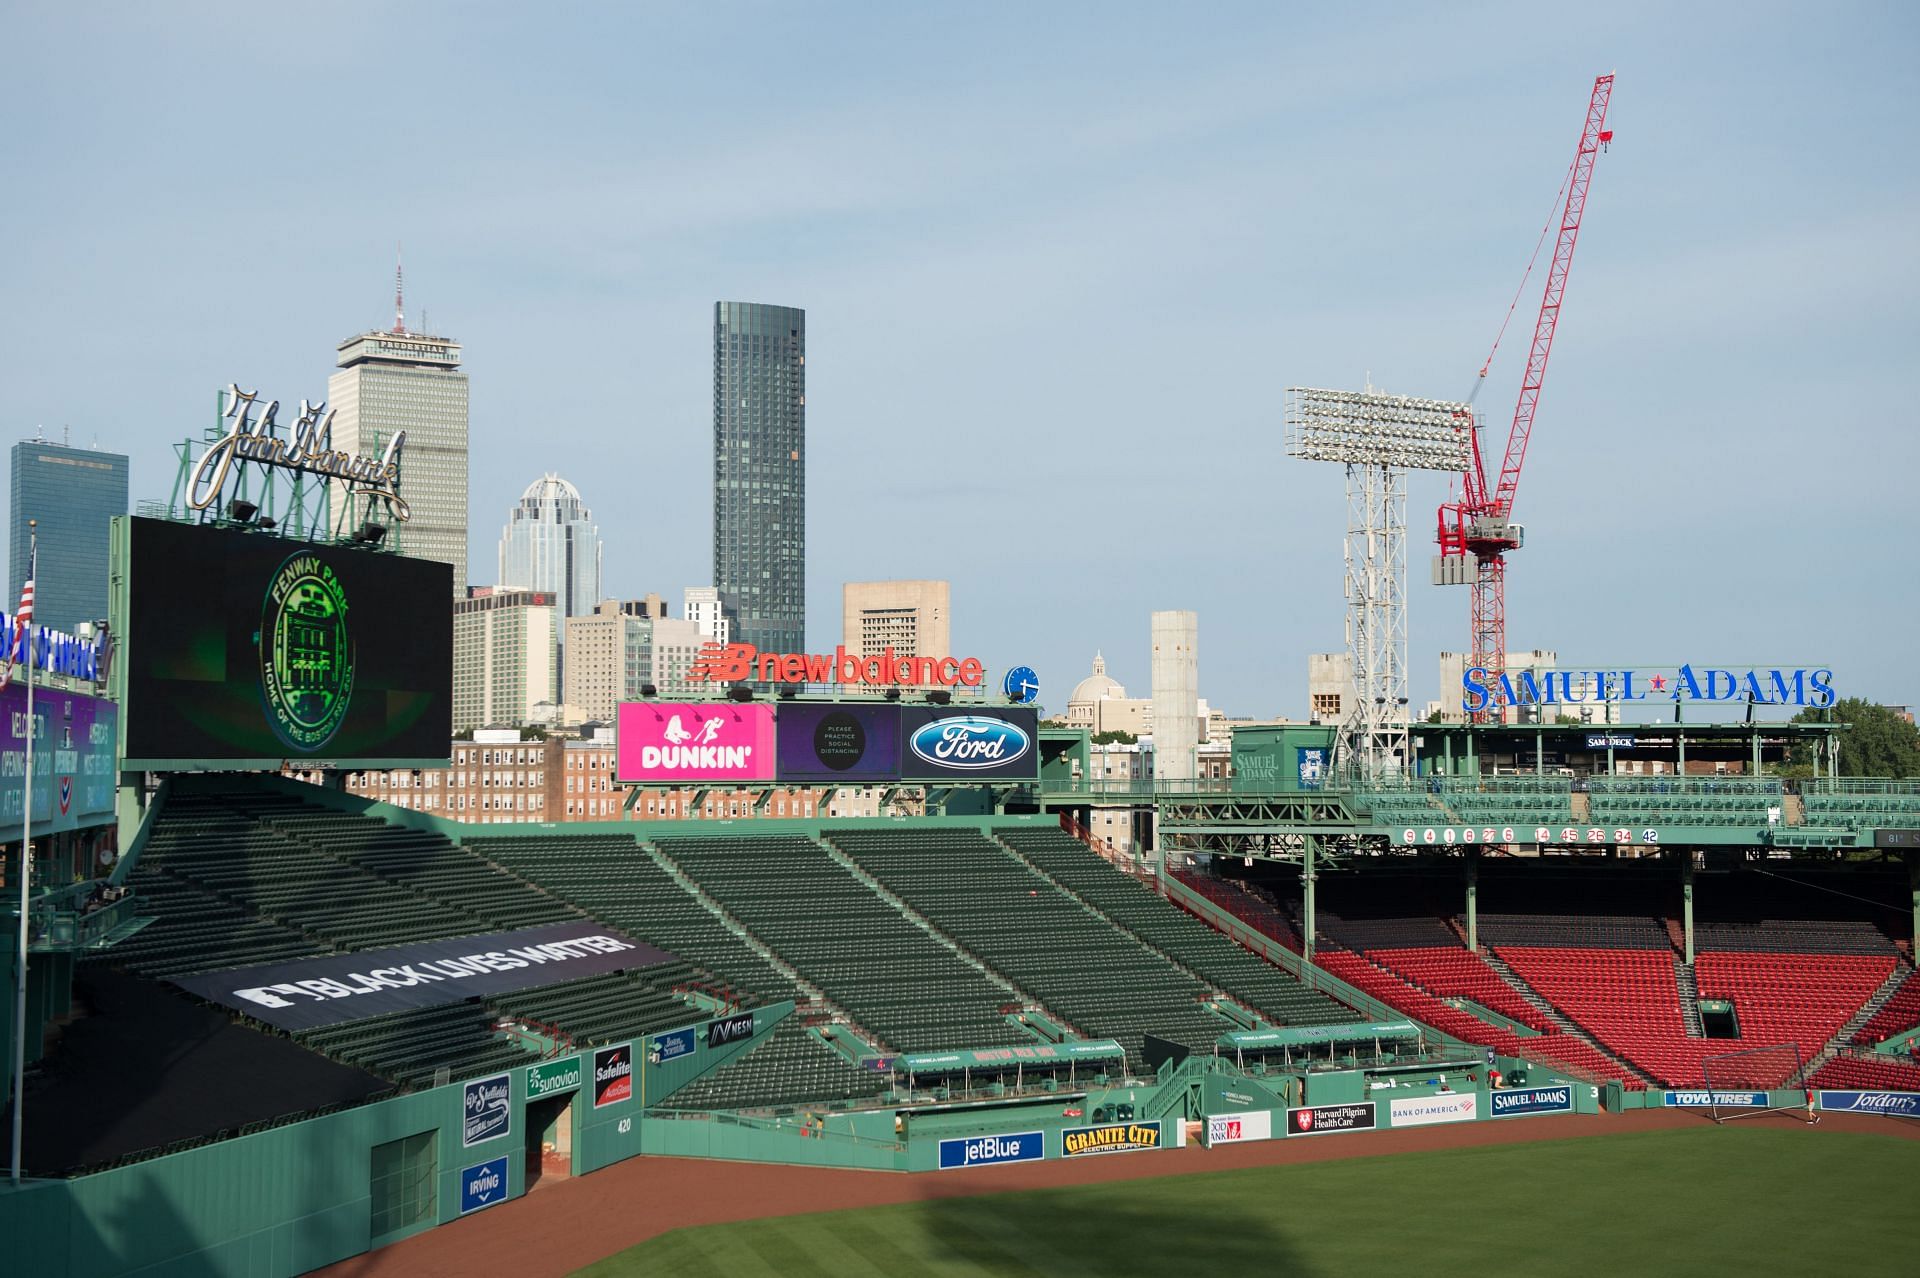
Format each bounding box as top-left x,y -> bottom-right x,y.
1042,776 -> 1352,800
1804,778 -> 1920,796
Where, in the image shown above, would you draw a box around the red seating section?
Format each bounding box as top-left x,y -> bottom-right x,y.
1173,872 -> 1303,952
1314,949 -> 1634,1087
1852,969 -> 1920,1046
1808,1054 -> 1920,1092
1368,947 -> 1552,1032
1496,946 -> 1897,1087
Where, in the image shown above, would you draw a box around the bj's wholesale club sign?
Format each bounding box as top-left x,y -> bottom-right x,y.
593,1044 -> 633,1108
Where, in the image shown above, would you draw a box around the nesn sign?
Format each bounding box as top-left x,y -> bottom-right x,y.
937,1130 -> 1043,1170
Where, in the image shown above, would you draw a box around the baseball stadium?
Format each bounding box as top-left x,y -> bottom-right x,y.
0,493 -> 1915,1277
5,74 -> 1919,1278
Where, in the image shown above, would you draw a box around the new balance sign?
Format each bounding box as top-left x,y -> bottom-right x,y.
938,1131 -> 1043,1170
1817,1090 -> 1920,1117
1490,1086 -> 1573,1118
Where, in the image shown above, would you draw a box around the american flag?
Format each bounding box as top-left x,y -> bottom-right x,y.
1,543 -> 32,692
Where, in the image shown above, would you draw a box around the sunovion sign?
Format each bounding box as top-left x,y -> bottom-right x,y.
900,708 -> 1039,782
688,641 -> 987,688
615,702 -> 775,783
169,922 -> 669,1031
1463,665 -> 1835,715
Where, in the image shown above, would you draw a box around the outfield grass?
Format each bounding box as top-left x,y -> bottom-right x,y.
576,1127 -> 1918,1277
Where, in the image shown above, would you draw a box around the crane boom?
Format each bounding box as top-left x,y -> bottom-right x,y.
1489,74 -> 1613,519
1436,74 -> 1613,722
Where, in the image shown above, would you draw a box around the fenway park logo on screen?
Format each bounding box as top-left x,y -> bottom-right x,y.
259,553 -> 355,750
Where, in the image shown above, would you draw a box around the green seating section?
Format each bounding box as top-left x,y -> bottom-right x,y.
299,1001 -> 532,1090
476,835 -> 795,1005
491,966 -> 702,1047
1588,778 -> 1782,827
101,866 -> 328,977
1803,785 -> 1920,831
1441,779 -> 1575,826
1359,789 -> 1445,823
251,806 -> 582,933
831,829 -> 1241,1072
657,835 -> 1033,1053
999,828 -> 1355,1029
657,1020 -> 888,1112
138,789 -> 487,952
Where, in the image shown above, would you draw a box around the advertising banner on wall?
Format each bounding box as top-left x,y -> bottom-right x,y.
1062,1121 -> 1163,1156
462,1073 -> 512,1147
937,1131 -> 1044,1170
898,707 -> 1040,782
119,516 -> 453,769
169,921 -> 668,1031
615,702 -> 776,783
1286,1102 -> 1375,1136
458,1156 -> 510,1214
592,1044 -> 633,1108
1489,1086 -> 1574,1118
1389,1093 -> 1478,1127
774,702 -> 902,782
1817,1090 -> 1920,1117
0,684 -> 117,836
1204,1111 -> 1273,1146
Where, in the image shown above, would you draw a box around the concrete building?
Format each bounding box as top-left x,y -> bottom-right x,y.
1151,611 -> 1199,782
498,474 -> 602,621
328,319 -> 469,592
713,301 -> 806,654
563,602 -> 705,724
1062,652 -> 1153,737
1308,652 -> 1355,724
683,586 -> 729,645
453,588 -> 558,730
842,580 -> 949,659
9,436 -> 128,634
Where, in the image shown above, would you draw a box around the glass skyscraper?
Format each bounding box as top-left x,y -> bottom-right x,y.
713,301 -> 806,655
498,474 -> 602,620
328,326 -> 470,591
9,438 -> 129,634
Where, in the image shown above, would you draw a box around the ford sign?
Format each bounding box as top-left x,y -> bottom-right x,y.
908,716 -> 1032,772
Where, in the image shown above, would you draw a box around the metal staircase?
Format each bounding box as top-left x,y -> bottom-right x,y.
1674,959 -> 1705,1037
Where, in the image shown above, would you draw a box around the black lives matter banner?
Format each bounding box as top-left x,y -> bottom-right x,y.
171,922 -> 671,1032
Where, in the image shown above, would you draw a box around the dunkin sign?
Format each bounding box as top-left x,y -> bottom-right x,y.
615,702 -> 775,783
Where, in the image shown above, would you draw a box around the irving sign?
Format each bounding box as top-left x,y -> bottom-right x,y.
689,641 -> 987,688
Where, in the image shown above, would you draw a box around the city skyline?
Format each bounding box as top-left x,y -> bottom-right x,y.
3,6 -> 1915,716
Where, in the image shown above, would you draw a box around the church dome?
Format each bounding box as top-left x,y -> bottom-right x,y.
1067,652 -> 1126,706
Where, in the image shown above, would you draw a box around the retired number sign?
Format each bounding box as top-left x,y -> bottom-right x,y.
1399,826 -> 1660,847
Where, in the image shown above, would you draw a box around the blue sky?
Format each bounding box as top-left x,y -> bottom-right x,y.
3,2 -> 1915,716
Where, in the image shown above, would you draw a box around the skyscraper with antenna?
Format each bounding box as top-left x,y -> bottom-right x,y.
328,258 -> 470,591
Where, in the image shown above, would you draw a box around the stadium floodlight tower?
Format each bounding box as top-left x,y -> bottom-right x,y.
1285,387 -> 1473,781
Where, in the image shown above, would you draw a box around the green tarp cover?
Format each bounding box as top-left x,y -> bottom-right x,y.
1218,1020 -> 1420,1050
898,1040 -> 1125,1073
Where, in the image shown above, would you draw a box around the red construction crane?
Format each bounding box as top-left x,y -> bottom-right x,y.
1437,74 -> 1614,720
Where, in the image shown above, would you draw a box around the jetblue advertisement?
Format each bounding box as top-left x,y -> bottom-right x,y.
937,1130 -> 1044,1170
774,703 -> 902,782
898,707 -> 1040,782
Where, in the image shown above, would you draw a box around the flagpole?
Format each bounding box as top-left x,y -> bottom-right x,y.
10,522 -> 33,1185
